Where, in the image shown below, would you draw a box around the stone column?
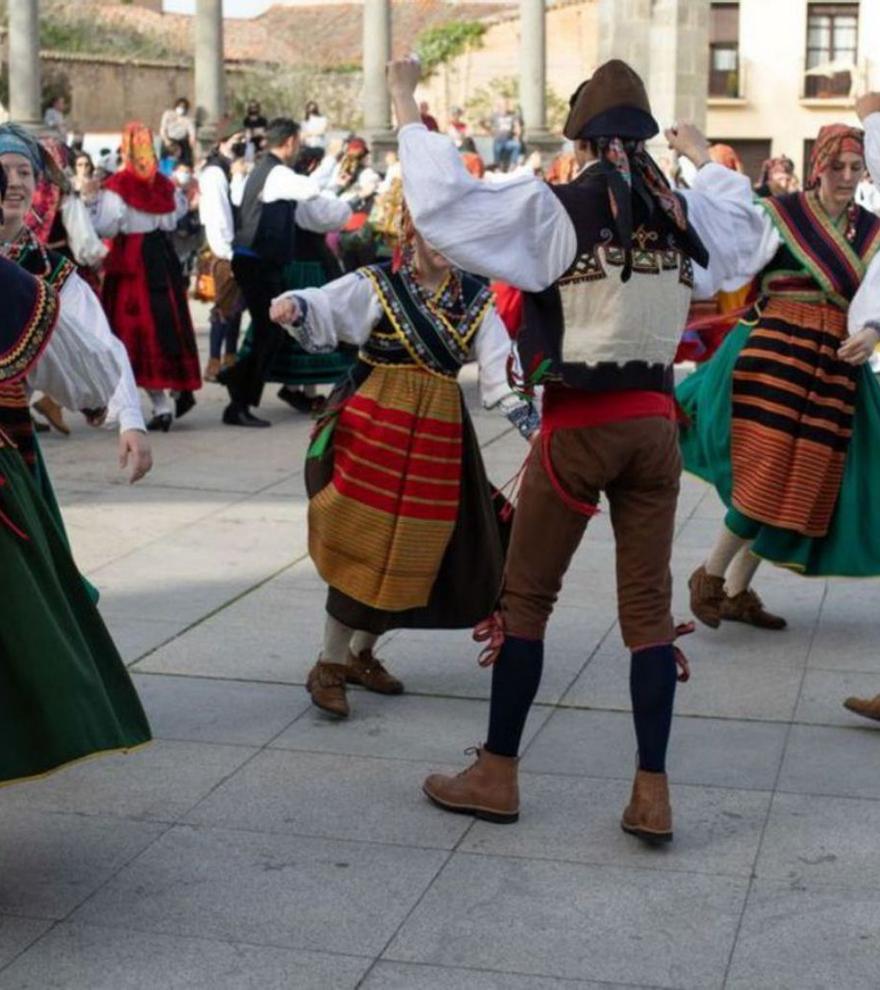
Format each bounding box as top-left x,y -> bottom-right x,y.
362,0 -> 395,156
8,0 -> 42,126
194,0 -> 225,149
519,0 -> 559,162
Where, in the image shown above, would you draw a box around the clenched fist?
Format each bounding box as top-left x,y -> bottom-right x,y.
386,57 -> 422,97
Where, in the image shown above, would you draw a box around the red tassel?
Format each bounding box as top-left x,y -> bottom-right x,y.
473,611 -> 505,667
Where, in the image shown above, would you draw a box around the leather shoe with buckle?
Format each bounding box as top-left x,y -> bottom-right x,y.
346,649 -> 404,695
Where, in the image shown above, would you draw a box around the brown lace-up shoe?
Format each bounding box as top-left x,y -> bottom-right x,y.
688,564 -> 726,628
621,769 -> 673,843
306,660 -> 350,718
843,694 -> 880,723
346,649 -> 404,695
423,747 -> 519,824
720,588 -> 787,630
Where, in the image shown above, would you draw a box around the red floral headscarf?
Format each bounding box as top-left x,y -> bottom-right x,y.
808,124 -> 864,188
120,122 -> 159,182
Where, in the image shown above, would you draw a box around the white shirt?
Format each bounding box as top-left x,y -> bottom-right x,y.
198,162 -> 235,260
258,164 -> 352,233
276,271 -> 517,410
398,123 -> 764,294
90,188 -> 189,238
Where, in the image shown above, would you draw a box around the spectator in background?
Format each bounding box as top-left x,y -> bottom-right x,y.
447,106 -> 468,146
459,137 -> 484,178
159,97 -> 197,167
242,100 -> 268,158
419,101 -> 440,132
857,172 -> 880,215
489,97 -> 523,171
159,139 -> 183,177
71,151 -> 96,195
43,95 -> 67,137
755,155 -> 796,198
303,101 -> 329,149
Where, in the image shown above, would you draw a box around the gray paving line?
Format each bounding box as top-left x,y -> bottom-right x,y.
719,578 -> 830,989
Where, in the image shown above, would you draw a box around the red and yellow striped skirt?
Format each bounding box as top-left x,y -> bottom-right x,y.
308,365 -> 464,612
730,298 -> 856,538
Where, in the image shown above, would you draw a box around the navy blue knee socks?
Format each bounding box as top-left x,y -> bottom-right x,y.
485,635 -> 544,758
629,645 -> 677,773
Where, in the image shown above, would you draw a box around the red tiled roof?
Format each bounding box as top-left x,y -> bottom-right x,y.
56,0 -> 517,68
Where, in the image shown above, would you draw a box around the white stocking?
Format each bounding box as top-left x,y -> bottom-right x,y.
705,526 -> 749,578
322,614 -> 354,664
146,389 -> 173,416
724,546 -> 762,597
349,630 -> 379,656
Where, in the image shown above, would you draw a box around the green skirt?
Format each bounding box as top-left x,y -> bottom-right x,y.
678,320 -> 880,576
34,437 -> 99,604
238,260 -> 356,388
0,444 -> 151,785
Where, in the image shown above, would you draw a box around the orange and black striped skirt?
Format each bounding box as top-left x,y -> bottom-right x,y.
730,298 -> 857,538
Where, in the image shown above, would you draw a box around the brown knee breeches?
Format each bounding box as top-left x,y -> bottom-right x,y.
501,418 -> 681,650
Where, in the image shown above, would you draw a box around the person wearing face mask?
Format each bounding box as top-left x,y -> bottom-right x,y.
159,97 -> 197,168
198,123 -> 248,382
681,100 -> 880,631
171,162 -> 201,277
90,122 -> 201,432
219,116 -> 351,427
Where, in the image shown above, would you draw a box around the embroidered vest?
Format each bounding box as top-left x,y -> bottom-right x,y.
358,263 -> 493,380
759,191 -> 880,311
521,170 -> 696,394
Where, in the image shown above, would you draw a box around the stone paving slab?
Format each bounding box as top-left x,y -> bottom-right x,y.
385,853 -> 749,988
0,923 -> 370,990
725,880 -> 880,990
0,810 -> 165,919
360,961 -> 637,988
0,741 -> 254,824
131,674 -> 310,746
460,774 -> 771,877
0,919 -> 53,970
270,692 -> 551,764
5,330 -> 880,988
70,825 -> 448,957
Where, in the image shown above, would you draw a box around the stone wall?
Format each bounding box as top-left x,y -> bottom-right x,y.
419,1 -> 599,129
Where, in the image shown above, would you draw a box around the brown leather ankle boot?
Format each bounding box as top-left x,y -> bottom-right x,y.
621,769 -> 673,843
423,747 -> 519,824
688,564 -> 726,629
843,694 -> 880,723
306,659 -> 350,718
720,588 -> 787,629
346,649 -> 404,695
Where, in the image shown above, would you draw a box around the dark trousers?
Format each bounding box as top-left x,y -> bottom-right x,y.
228,255 -> 286,408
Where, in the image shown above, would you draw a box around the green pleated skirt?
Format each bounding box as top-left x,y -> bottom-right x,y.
238,260 -> 356,387
0,444 -> 151,785
677,320 -> 880,576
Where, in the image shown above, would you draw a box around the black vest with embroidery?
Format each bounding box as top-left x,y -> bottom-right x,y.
357,263 -> 492,379
521,169 -> 696,394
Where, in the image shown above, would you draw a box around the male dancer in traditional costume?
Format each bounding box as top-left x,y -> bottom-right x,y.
386,57 -> 764,840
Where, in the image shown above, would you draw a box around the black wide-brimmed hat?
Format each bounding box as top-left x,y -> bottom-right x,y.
564,59 -> 658,141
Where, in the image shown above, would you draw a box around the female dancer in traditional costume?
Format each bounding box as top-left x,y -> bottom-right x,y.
0,124 -> 152,497
0,201 -> 151,785
682,112 -> 880,630
91,122 -> 201,432
270,215 -> 538,719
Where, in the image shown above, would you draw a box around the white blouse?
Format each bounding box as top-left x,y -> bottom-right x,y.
397,123 -> 766,295
89,188 -> 189,238
276,271 -> 518,410
28,280 -> 123,412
